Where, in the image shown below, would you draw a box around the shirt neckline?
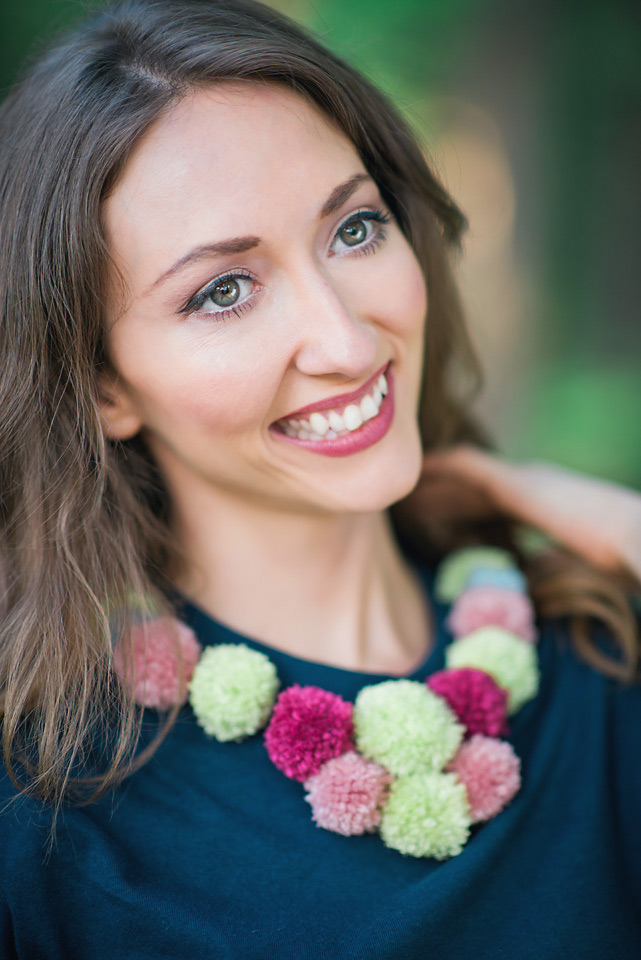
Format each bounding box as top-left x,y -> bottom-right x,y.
173,556 -> 449,688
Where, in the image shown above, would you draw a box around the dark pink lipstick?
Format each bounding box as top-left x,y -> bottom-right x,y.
269,363 -> 394,458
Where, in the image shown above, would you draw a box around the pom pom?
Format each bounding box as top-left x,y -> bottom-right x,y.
434,547 -> 517,603
447,734 -> 521,822
446,585 -> 536,642
466,567 -> 527,593
427,667 -> 509,738
189,643 -> 279,741
354,679 -> 464,776
265,685 -> 354,782
304,751 -> 392,835
379,771 -> 471,859
114,616 -> 202,710
446,627 -> 540,714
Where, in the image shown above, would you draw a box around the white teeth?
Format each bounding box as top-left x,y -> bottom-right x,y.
309,412 -> 329,436
343,404 -> 363,431
360,394 -> 378,421
328,410 -> 345,433
278,366 -> 390,440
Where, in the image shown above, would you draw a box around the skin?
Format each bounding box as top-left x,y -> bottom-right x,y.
99,82 -> 641,674
412,444 -> 641,588
99,82 -> 433,674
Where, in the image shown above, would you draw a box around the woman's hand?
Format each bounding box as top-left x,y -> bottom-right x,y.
410,444 -> 641,586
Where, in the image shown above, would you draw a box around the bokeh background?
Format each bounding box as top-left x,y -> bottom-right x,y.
1,0 -> 639,485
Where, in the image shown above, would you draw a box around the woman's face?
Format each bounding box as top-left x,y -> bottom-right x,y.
101,83 -> 428,516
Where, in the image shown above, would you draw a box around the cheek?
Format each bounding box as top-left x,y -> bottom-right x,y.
108,320 -> 276,439
362,241 -> 427,336
396,248 -> 428,332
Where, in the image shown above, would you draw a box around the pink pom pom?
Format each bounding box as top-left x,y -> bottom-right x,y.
304,751 -> 392,835
427,667 -> 509,738
446,585 -> 536,642
113,616 -> 202,710
446,734 -> 521,822
265,685 -> 354,782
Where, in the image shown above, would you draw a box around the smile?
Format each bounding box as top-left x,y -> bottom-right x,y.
270,363 -> 395,457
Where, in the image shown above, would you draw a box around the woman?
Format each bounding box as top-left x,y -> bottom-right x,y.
0,1 -> 639,957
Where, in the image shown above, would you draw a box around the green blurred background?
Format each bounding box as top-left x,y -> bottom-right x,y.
1,0 -> 639,485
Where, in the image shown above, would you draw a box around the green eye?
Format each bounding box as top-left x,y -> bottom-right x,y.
338,219 -> 368,247
212,278 -> 240,307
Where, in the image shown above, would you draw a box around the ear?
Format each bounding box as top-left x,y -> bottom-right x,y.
96,368 -> 144,441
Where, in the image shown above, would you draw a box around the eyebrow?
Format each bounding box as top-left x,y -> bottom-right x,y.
146,172 -> 374,295
318,172 -> 372,219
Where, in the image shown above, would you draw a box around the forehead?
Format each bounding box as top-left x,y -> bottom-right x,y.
103,83 -> 365,266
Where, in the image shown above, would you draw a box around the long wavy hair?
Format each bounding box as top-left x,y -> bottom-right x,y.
0,0 -> 638,813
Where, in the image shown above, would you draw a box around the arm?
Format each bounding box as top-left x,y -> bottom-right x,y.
412,444 -> 641,588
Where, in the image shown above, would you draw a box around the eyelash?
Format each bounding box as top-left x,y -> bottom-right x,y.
180,206 -> 393,321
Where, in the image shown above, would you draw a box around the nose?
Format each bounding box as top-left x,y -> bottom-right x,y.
286,264 -> 378,380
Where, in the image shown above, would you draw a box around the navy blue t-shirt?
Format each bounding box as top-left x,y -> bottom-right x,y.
1,558 -> 640,959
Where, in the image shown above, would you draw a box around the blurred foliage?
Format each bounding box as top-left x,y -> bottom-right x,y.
1,0 -> 639,486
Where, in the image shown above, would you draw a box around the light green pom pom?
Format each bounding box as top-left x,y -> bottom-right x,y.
354,679 -> 464,776
189,643 -> 279,741
445,626 -> 540,714
380,771 -> 471,859
434,546 -> 517,603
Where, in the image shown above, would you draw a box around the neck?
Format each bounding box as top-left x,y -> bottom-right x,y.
171,487 -> 434,675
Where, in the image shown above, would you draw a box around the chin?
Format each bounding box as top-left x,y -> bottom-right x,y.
318,428 -> 424,515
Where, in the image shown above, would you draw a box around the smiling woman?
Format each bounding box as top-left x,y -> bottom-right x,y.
0,1 -> 639,958
99,84 -> 426,520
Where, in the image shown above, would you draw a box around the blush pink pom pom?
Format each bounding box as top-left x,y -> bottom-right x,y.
304,751 -> 392,835
265,685 -> 354,782
426,667 -> 509,738
113,616 -> 202,710
446,585 -> 536,642
446,734 -> 521,822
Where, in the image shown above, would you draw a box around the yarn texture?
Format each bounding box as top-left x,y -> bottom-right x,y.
433,547 -> 516,603
304,751 -> 392,835
466,567 -> 527,593
114,616 -> 202,711
265,685 -> 354,782
447,585 -> 536,642
353,679 -> 464,775
117,544 -> 541,860
446,626 -> 540,714
426,667 -> 509,738
379,772 -> 471,859
446,734 -> 521,822
189,643 -> 279,741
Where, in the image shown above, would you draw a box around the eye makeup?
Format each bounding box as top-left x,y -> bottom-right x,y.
179,205 -> 394,322
179,270 -> 257,318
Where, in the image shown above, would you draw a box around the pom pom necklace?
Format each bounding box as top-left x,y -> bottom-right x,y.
114,546 -> 540,860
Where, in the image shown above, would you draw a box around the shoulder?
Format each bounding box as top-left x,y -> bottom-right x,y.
0,757 -> 55,882
535,611 -> 641,833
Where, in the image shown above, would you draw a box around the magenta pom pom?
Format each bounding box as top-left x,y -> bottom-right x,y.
264,685 -> 354,782
446,734 -> 521,822
114,616 -> 202,710
426,667 -> 509,739
446,585 -> 536,642
304,751 -> 392,835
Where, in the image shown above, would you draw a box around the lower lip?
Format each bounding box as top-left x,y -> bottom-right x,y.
269,364 -> 395,458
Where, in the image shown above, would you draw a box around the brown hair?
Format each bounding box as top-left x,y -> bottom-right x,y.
0,0 -> 638,813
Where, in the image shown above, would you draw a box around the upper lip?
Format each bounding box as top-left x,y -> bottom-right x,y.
277,361 -> 390,421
